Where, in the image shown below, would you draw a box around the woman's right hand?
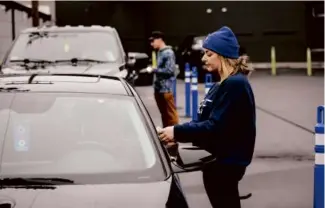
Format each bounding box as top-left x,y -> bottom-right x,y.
157,126 -> 177,147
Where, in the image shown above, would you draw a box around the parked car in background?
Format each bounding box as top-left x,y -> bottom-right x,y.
0,25 -> 138,84
127,52 -> 153,86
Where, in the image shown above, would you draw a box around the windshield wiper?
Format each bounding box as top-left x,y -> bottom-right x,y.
9,58 -> 54,65
54,58 -> 108,65
0,177 -> 74,186
8,58 -> 54,70
0,87 -> 30,92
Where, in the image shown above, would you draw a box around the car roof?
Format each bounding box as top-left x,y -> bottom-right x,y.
0,73 -> 132,96
21,25 -> 116,34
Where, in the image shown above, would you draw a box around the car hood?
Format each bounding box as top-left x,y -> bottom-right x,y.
0,179 -> 172,208
1,63 -> 128,78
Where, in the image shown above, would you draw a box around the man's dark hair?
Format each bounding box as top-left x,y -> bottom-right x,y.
149,31 -> 165,42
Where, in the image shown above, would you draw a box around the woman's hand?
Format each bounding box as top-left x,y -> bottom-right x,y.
158,126 -> 175,144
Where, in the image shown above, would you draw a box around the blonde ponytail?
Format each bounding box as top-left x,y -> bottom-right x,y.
235,55 -> 254,76
218,54 -> 254,81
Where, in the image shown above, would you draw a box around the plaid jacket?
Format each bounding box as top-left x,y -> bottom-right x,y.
153,46 -> 176,93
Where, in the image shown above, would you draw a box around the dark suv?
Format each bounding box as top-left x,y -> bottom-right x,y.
0,25 -> 137,84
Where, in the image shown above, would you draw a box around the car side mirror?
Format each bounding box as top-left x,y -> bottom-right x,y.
126,52 -> 149,67
171,145 -> 215,173
126,53 -> 136,68
127,52 -> 150,73
192,43 -> 202,51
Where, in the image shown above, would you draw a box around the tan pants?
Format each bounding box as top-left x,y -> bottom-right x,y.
154,92 -> 179,127
155,92 -> 180,157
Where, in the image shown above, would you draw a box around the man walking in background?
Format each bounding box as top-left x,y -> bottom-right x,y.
146,31 -> 179,128
146,31 -> 180,157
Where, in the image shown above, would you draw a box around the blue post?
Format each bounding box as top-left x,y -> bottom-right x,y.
173,78 -> 177,107
185,63 -> 191,117
191,66 -> 198,121
314,105 -> 324,208
205,73 -> 213,95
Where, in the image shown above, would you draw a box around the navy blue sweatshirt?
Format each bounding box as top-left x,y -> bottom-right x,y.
174,73 -> 256,166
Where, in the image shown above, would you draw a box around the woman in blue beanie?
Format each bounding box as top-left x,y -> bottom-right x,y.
159,26 -> 256,208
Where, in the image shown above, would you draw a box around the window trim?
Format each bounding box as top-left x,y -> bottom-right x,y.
125,82 -> 172,179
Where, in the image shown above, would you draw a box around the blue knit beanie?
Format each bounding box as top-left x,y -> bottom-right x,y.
202,26 -> 239,59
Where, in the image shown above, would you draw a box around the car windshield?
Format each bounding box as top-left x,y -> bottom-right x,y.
5,31 -> 122,64
0,93 -> 165,184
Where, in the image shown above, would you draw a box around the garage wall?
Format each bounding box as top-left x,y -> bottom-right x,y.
0,8 -> 34,62
15,10 -> 31,38
0,1 -> 54,63
146,1 -> 307,62
0,7 -> 13,62
55,1 -> 324,62
16,0 -> 56,24
55,1 -> 149,53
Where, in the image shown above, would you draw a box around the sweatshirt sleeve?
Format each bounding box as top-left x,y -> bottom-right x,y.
153,50 -> 175,78
174,77 -> 245,143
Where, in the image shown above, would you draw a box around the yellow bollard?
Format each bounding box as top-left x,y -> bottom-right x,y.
152,51 -> 157,68
307,48 -> 312,76
271,46 -> 276,76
